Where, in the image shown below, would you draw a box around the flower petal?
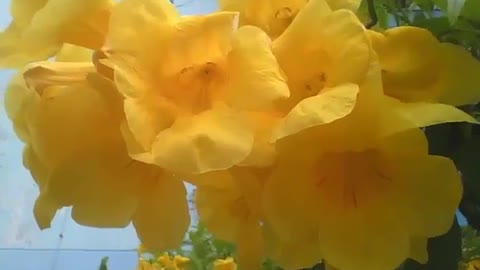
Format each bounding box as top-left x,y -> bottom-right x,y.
274,2 -> 370,85
326,0 -> 362,10
238,112 -> 281,167
133,175 -> 190,251
226,25 -> 289,110
33,192 -> 60,230
388,97 -> 479,127
438,43 -> 480,106
124,97 -> 176,153
152,107 -> 253,174
236,222 -> 264,270
4,74 -> 34,142
55,44 -> 93,62
262,223 -> 322,270
317,205 -> 409,270
391,155 -> 462,237
195,181 -> 240,242
47,153 -> 139,228
272,83 -> 359,141
409,237 -> 428,264
107,0 -> 179,53
120,121 -> 154,164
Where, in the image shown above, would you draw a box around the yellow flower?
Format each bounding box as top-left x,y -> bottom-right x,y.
157,253 -> 176,269
466,259 -> 480,270
263,65 -> 464,270
368,26 -> 480,106
271,0 -> 371,115
194,167 -> 267,269
173,255 -> 190,270
217,0 -> 361,39
0,0 -> 113,68
213,257 -> 237,270
4,47 -> 190,251
136,259 -> 156,270
105,0 -> 289,174
155,253 -> 189,270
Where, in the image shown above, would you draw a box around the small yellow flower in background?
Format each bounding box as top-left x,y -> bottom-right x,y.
155,253 -> 189,270
173,255 -> 190,270
213,257 -> 237,270
368,26 -> 480,106
0,0 -> 113,68
106,0 -> 289,175
4,45 -> 190,252
194,167 -> 267,269
136,259 -> 156,270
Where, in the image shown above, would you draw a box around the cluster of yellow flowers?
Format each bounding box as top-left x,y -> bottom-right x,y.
136,252 -> 191,270
2,0 -> 480,270
135,248 -> 237,270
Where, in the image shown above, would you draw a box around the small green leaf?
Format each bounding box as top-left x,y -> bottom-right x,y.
98,257 -> 109,270
447,0 -> 467,24
462,0 -> 480,21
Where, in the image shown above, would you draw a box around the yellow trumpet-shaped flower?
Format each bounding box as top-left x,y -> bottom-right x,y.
4,49 -> 190,251
195,167 -> 267,269
217,0 -> 361,39
368,26 -> 480,106
105,0 -> 289,174
213,257 -> 237,270
271,0 -> 477,144
0,0 -> 113,68
263,67 -> 464,270
271,0 -> 371,115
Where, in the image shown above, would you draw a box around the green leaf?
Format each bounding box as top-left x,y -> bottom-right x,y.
412,0 -> 436,11
432,0 -> 448,10
98,257 -> 109,270
399,217 -> 462,270
462,0 -> 480,20
447,0 -> 467,24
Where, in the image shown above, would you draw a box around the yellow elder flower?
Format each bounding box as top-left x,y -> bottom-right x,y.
271,0 -> 371,114
105,0 -> 289,174
217,0 -> 361,39
4,55 -> 190,251
0,0 -> 113,68
368,26 -> 480,106
194,167 -> 266,269
264,67 -> 464,270
136,259 -> 156,270
213,257 -> 237,270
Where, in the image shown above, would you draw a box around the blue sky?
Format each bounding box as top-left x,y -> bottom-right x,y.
0,1 -> 469,270
0,1 -> 216,270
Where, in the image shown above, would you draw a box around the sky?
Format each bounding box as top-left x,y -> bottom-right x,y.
0,1 -> 469,270
0,1 -> 216,270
